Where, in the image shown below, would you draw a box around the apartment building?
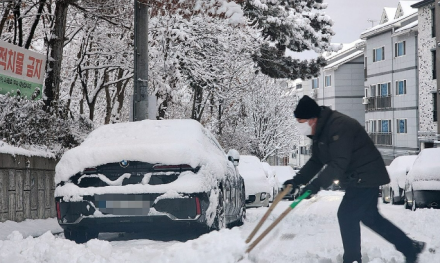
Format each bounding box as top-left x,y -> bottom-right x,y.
314,39 -> 366,125
411,0 -> 440,148
360,1 -> 419,164
288,79 -> 312,169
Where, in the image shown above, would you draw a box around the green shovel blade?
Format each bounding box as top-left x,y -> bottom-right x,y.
289,190 -> 312,209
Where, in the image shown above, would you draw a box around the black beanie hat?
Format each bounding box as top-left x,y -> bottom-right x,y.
294,95 -> 321,119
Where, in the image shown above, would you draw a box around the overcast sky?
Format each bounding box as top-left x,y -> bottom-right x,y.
290,0 -> 403,59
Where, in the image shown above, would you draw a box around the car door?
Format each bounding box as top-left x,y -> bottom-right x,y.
225,161 -> 239,219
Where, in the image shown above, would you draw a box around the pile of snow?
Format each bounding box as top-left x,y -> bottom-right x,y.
387,155 -> 418,193
407,148 -> 440,191
271,166 -> 297,188
3,191 -> 440,262
55,119 -> 227,184
237,156 -> 272,196
0,140 -> 55,158
0,218 -> 62,240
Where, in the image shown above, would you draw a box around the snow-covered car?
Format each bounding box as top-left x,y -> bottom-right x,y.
261,162 -> 279,202
381,155 -> 417,204
54,119 -> 246,243
271,166 -> 297,200
404,148 -> 440,211
237,156 -> 272,208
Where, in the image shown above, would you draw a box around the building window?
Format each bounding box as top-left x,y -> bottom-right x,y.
370,85 -> 376,97
434,93 -> 438,122
432,8 -> 436,38
373,47 -> 385,62
368,120 -> 377,133
379,120 -> 391,133
378,82 -> 390,96
396,119 -> 407,133
396,80 -> 406,95
296,84 -> 302,90
364,56 -> 368,80
395,41 -> 406,57
312,78 -> 319,89
433,50 -> 437,80
325,75 -> 331,87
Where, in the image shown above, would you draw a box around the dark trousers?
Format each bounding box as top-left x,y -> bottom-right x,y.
337,187 -> 413,263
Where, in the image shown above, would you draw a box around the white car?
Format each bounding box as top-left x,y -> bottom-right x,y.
271,166 -> 298,200
237,155 -> 272,208
404,148 -> 440,210
381,155 -> 417,204
261,162 -> 280,202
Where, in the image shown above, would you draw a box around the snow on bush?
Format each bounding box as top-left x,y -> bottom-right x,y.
0,95 -> 93,158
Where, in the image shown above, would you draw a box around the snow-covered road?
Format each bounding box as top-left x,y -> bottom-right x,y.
1,191 -> 439,263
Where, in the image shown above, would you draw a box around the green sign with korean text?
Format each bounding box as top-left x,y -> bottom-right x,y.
0,40 -> 46,100
0,73 -> 42,99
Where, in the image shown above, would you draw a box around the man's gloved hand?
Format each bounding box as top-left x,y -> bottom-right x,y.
283,179 -> 296,189
299,181 -> 320,199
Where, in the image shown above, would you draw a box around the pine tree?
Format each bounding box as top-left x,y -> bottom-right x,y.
240,0 -> 337,79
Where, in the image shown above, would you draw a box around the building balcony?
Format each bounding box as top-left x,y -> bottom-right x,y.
369,132 -> 392,146
418,131 -> 440,142
365,96 -> 392,111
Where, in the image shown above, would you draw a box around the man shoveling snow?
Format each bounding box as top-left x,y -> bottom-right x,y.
283,95 -> 425,263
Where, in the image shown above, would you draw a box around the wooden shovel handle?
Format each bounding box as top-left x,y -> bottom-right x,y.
245,190 -> 311,254
245,184 -> 293,243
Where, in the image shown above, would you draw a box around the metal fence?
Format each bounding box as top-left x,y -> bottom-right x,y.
365,96 -> 392,111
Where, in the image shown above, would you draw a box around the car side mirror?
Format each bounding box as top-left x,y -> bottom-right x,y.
227,149 -> 240,166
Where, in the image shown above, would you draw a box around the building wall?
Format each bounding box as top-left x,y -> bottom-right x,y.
417,4 -> 438,135
334,56 -> 365,124
0,153 -> 57,222
366,31 -> 394,76
364,27 -> 419,162
288,82 -> 312,168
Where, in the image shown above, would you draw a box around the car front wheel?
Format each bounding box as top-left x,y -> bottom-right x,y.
236,206 -> 246,227
410,189 -> 417,211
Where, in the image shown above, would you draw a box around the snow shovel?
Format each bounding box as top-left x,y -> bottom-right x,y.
245,190 -> 311,254
245,184 -> 293,244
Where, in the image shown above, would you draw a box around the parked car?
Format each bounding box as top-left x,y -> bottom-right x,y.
54,119 -> 246,243
237,155 -> 272,208
404,148 -> 440,211
261,162 -> 280,202
381,155 -> 417,204
271,166 -> 297,200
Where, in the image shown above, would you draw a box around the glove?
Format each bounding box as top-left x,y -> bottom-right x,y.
299,181 -> 320,199
283,179 -> 301,197
283,179 -> 297,189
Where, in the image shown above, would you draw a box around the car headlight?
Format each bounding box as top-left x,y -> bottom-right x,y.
260,193 -> 267,201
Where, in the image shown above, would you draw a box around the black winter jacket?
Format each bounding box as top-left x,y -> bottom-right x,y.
294,106 -> 390,189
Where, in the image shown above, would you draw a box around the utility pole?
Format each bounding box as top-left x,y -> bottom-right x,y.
131,0 -> 156,121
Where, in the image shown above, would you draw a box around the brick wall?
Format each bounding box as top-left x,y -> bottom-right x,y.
0,153 -> 57,222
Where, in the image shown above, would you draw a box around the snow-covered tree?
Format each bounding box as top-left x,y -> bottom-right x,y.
240,0 -> 339,80
217,75 -> 299,161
